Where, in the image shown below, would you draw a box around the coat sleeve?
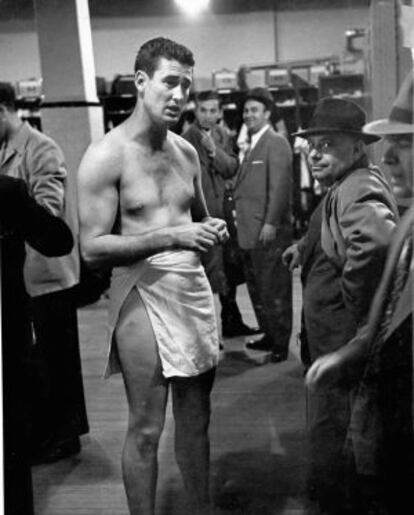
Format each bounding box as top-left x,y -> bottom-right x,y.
264,133 -> 293,228
338,174 -> 398,323
0,176 -> 73,256
212,130 -> 238,179
26,135 -> 67,217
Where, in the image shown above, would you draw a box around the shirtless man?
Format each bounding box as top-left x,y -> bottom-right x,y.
77,37 -> 228,515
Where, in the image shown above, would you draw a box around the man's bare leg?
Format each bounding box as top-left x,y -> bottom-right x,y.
116,287 -> 168,515
171,369 -> 216,514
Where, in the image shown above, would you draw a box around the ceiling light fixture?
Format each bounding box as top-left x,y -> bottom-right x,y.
174,0 -> 210,17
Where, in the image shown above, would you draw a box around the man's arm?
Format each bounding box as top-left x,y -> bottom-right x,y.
78,140 -> 224,271
211,128 -> 238,179
259,134 -> 293,244
339,174 -> 398,323
27,135 -> 66,217
190,149 -> 229,242
305,323 -> 370,389
0,176 -> 73,257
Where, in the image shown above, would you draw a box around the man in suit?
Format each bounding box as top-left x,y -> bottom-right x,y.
306,72 -> 414,515
0,81 -> 89,464
283,97 -> 399,514
183,90 -> 259,339
233,87 -> 293,363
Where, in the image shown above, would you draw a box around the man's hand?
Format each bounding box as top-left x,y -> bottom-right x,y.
202,216 -> 229,244
259,223 -> 276,246
305,352 -> 344,390
201,131 -> 216,158
172,219 -> 226,252
282,243 -> 300,271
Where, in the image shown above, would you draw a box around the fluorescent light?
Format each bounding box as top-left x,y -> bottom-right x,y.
175,0 -> 210,16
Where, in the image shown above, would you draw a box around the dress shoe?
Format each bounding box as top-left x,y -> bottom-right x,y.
31,436 -> 81,466
245,335 -> 272,352
222,322 -> 261,338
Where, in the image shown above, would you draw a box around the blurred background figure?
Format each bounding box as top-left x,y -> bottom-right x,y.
0,81 -> 89,466
0,169 -> 73,513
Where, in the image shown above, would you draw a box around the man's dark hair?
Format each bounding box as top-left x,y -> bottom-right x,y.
196,90 -> 221,105
0,82 -> 16,110
134,37 -> 195,76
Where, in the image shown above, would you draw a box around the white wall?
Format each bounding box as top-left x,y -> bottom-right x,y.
0,7 -> 370,90
91,11 -> 276,90
0,21 -> 40,82
276,7 -> 370,61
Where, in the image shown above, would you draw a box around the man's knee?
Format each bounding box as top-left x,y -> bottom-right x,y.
127,423 -> 163,457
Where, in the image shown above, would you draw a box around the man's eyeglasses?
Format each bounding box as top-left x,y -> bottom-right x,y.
307,139 -> 335,155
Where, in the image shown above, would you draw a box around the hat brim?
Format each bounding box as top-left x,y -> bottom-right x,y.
292,127 -> 380,144
363,118 -> 414,135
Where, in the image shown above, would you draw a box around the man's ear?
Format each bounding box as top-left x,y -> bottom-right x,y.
264,109 -> 271,121
354,138 -> 364,158
0,104 -> 7,119
134,70 -> 148,93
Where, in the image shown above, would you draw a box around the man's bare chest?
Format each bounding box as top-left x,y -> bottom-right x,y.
120,153 -> 195,215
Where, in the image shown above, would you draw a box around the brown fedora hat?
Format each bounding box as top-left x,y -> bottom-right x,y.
293,97 -> 380,144
363,71 -> 414,135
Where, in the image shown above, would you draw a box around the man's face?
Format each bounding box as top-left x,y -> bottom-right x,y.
137,57 -> 193,126
243,100 -> 270,135
307,134 -> 361,186
383,134 -> 413,199
196,99 -> 221,130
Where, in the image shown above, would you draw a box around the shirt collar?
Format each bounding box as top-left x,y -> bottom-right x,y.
6,120 -> 31,155
249,123 -> 270,150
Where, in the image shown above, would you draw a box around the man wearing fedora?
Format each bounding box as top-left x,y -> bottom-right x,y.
233,87 -> 293,363
306,71 -> 414,515
285,97 -> 399,514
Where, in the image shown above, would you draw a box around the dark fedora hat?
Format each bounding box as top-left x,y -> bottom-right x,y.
293,97 -> 380,144
244,87 -> 274,111
363,71 -> 414,135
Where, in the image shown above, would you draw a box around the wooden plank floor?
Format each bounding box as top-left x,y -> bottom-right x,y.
33,272 -> 309,515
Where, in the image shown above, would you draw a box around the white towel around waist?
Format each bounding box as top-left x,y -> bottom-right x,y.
105,250 -> 219,378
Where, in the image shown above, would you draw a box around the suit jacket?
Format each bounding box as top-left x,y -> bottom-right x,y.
183,123 -> 237,218
233,127 -> 292,249
0,121 -> 79,296
299,200 -> 357,362
346,203 -> 414,481
321,157 -> 399,325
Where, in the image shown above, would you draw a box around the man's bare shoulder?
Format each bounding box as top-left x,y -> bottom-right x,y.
78,126 -> 126,185
168,130 -> 198,160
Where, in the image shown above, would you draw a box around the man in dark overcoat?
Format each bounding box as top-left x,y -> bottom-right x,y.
306,71 -> 414,515
284,97 -> 399,514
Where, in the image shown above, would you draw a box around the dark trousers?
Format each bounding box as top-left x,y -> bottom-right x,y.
241,242 -> 292,352
307,383 -> 352,514
3,332 -> 34,515
29,286 -> 89,448
219,283 -> 244,328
